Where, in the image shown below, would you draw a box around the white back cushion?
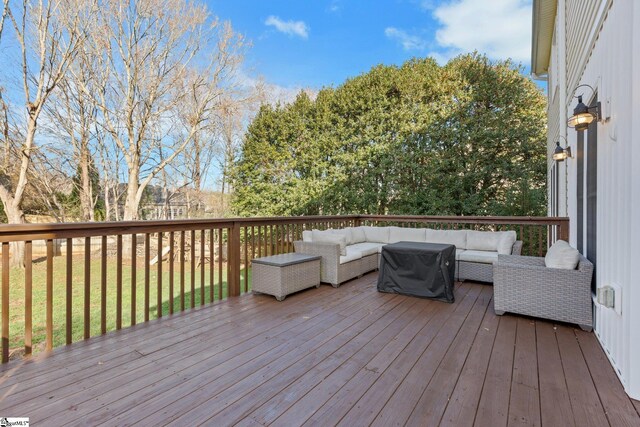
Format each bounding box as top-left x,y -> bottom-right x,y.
497,231 -> 517,254
311,230 -> 348,255
348,227 -> 367,244
424,229 -> 467,249
545,240 -> 580,269
362,226 -> 390,243
388,226 -> 427,243
302,230 -> 312,242
466,230 -> 502,251
328,228 -> 353,245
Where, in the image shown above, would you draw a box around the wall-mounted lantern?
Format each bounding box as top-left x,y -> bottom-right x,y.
553,136 -> 572,162
568,85 -> 601,131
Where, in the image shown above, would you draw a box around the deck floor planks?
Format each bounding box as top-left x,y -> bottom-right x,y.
535,322 -> 576,427
284,285 -> 476,425
0,281 -> 319,391
269,284 -> 474,427
576,329 -> 640,426
292,292 -> 455,426
4,280 -> 367,418
369,284 -> 486,427
438,290 -> 500,427
105,284 -> 397,426
555,326 -> 609,427
473,314 -> 517,427
0,272 -> 637,426
507,317 -> 541,427
241,284 -> 454,426
0,290 -> 270,385
174,293 -> 425,425
80,292 -> 397,426
42,277 -> 390,425
404,286 -> 493,427
139,285 -> 415,425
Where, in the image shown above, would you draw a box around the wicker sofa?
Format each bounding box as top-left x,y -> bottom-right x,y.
294,226 -> 522,287
494,254 -> 594,331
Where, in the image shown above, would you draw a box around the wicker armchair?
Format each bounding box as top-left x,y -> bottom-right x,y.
493,254 -> 594,331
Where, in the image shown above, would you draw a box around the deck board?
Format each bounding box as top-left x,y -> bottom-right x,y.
576,329 -> 640,426
536,322 -> 576,427
555,326 -> 609,427
0,272 -> 638,426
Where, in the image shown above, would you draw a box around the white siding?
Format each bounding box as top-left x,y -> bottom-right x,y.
565,0 -> 606,98
561,0 -> 639,399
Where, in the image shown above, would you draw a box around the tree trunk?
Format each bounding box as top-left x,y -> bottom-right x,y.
193,134 -> 201,192
123,164 -> 140,221
3,199 -> 26,267
79,138 -> 95,221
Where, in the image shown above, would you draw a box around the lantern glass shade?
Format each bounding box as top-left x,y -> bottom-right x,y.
568,111 -> 595,130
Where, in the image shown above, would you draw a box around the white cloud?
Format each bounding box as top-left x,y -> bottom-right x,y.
385,27 -> 427,51
265,15 -> 309,39
432,0 -> 532,63
327,0 -> 341,13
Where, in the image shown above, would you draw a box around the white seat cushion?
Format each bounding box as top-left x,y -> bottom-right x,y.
348,242 -> 382,257
455,249 -> 464,260
388,226 -> 427,243
424,229 -> 467,249
458,250 -> 499,264
340,246 -> 363,264
362,226 -> 390,243
545,240 -> 580,269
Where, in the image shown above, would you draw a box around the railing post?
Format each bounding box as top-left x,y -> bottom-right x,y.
228,222 -> 241,297
559,219 -> 570,242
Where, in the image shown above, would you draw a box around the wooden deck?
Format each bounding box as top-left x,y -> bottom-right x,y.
1,273 -> 639,426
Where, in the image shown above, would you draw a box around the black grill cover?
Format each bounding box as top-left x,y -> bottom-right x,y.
377,242 -> 455,303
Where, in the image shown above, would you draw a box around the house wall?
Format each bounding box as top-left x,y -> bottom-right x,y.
548,0 -> 639,399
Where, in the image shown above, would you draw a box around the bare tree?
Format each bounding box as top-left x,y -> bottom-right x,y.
76,0 -> 245,220
0,0 -> 8,43
0,0 -> 87,265
45,56 -> 100,221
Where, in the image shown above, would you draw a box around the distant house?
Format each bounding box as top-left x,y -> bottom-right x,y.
532,0 -> 639,399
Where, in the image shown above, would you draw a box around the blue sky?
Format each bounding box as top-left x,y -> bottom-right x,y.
207,0 -> 534,95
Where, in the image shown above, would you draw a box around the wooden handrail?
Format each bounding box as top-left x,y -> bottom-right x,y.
0,214 -> 569,363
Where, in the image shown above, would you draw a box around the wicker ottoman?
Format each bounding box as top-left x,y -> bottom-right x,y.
252,253 -> 321,301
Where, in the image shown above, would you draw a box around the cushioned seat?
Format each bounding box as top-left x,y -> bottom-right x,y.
339,246 -> 363,264
348,242 -> 382,257
458,249 -> 499,264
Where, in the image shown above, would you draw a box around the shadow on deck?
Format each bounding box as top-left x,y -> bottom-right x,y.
1,272 -> 639,426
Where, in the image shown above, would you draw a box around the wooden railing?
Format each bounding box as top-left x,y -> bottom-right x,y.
0,215 -> 568,363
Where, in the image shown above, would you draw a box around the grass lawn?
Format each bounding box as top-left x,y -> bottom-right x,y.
1,255 -> 252,358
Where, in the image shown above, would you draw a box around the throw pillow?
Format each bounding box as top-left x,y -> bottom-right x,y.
545,240 -> 580,269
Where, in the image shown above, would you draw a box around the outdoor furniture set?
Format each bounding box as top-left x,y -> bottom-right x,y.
252,225 -> 593,331
293,226 -> 522,286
